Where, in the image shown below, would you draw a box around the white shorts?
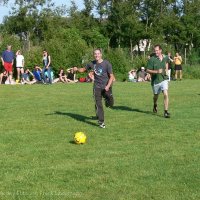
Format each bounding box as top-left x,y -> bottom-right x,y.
152,80 -> 168,94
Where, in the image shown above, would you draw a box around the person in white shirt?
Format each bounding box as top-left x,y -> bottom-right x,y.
16,50 -> 25,82
128,69 -> 137,82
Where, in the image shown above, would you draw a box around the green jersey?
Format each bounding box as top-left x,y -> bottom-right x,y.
147,55 -> 169,85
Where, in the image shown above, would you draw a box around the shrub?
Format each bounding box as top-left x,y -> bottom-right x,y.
188,50 -> 200,65
104,48 -> 133,80
183,65 -> 200,79
42,28 -> 89,73
23,46 -> 43,69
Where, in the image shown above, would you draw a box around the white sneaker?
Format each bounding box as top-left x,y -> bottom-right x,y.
99,123 -> 106,128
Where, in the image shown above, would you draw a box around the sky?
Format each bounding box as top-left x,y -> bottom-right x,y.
0,0 -> 84,23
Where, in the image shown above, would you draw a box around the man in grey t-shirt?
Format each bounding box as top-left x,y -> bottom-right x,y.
74,48 -> 115,128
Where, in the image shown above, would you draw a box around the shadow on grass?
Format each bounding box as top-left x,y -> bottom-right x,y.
69,140 -> 76,144
112,105 -> 163,118
53,111 -> 98,127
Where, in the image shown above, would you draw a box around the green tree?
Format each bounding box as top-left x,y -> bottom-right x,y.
42,27 -> 88,72
83,0 -> 94,17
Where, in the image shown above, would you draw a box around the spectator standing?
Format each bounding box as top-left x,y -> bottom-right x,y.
16,50 -> 25,82
167,52 -> 173,81
42,50 -> 52,84
1,45 -> 15,84
174,52 -> 183,81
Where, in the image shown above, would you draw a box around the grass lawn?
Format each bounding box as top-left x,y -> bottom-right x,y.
0,80 -> 199,200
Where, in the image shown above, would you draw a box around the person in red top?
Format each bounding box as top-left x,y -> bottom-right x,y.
1,45 -> 15,84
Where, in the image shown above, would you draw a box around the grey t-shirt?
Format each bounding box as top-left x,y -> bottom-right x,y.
85,60 -> 113,89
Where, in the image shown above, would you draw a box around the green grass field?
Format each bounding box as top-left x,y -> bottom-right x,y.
0,80 -> 199,200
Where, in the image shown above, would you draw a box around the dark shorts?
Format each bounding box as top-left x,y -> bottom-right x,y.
175,65 -> 182,71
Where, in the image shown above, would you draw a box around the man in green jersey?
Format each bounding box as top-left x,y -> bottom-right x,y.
146,44 -> 170,118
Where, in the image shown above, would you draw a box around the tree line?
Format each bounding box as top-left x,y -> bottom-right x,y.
0,0 -> 200,79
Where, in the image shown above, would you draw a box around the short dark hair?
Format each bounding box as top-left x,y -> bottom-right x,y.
154,44 -> 162,50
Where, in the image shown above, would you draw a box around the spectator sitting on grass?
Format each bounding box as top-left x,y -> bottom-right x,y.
58,68 -> 68,83
128,69 -> 137,82
67,68 -> 78,83
21,69 -> 34,84
137,67 -> 151,82
31,65 -> 43,84
0,70 -> 8,84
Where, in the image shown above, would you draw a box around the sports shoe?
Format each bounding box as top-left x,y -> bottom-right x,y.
153,104 -> 157,113
164,111 -> 170,118
99,122 -> 106,128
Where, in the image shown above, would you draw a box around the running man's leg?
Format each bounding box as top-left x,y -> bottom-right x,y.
153,94 -> 159,113
161,80 -> 170,118
103,87 -> 114,108
152,83 -> 161,113
163,90 -> 169,111
94,88 -> 104,124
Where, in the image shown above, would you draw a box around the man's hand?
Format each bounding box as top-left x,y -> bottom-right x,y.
157,68 -> 163,74
105,85 -> 109,91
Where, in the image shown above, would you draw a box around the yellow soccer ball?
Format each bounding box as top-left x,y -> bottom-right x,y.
74,132 -> 87,144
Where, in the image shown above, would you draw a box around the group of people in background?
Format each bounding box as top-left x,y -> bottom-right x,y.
1,44 -> 183,85
128,67 -> 151,82
0,45 -> 81,85
128,51 -> 183,83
